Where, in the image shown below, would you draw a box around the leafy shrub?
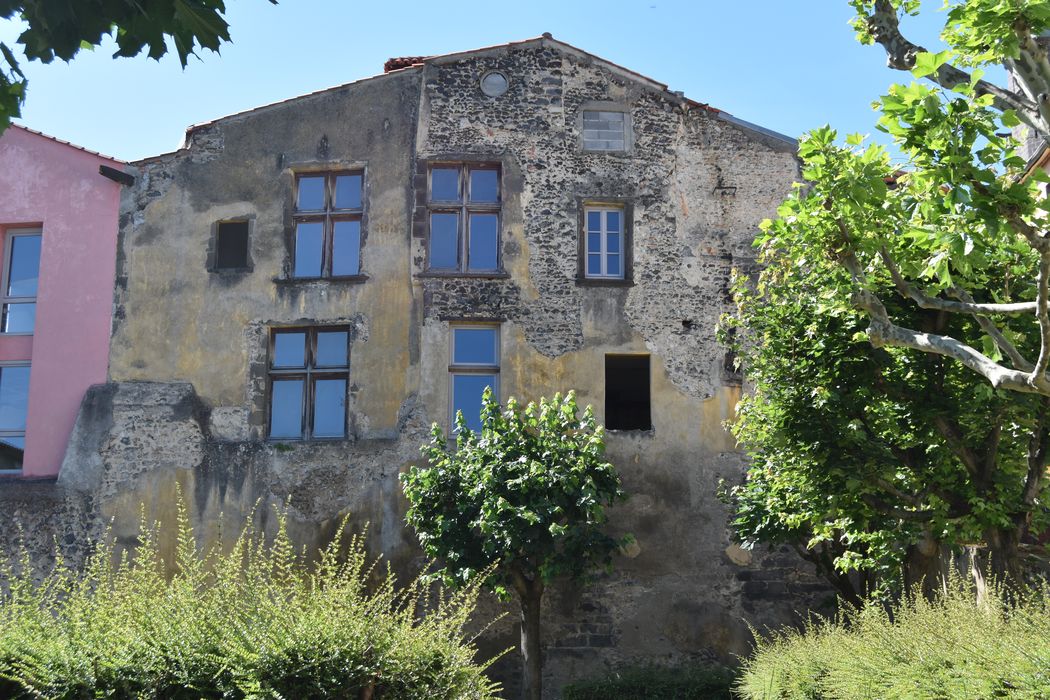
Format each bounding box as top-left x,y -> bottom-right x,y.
562,663 -> 737,700
0,505 -> 500,699
738,575 -> 1050,699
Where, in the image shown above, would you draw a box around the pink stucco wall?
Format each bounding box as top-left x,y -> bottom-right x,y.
0,126 -> 123,478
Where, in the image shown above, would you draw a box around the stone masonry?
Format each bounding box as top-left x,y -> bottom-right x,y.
0,36 -> 829,698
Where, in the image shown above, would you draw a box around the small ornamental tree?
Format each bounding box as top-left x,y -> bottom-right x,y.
401,389 -> 628,700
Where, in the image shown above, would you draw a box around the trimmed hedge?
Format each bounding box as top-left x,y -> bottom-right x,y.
563,663 -> 737,700
0,506 -> 499,699
739,576 -> 1050,699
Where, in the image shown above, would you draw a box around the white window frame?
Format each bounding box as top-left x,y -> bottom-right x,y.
584,206 -> 625,280
0,360 -> 31,474
448,323 -> 500,431
0,228 -> 42,336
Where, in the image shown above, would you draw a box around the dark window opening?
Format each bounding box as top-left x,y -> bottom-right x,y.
215,221 -> 250,270
605,354 -> 651,431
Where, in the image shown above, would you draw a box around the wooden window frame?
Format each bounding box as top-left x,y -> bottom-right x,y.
426,163 -> 502,273
0,228 -> 41,336
267,326 -> 350,441
292,171 -> 365,279
448,323 -> 500,431
583,205 -> 626,280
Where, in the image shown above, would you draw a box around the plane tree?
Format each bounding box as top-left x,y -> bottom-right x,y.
725,0 -> 1050,589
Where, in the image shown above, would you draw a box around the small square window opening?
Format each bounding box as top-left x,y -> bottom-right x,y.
605,354 -> 651,431
583,110 -> 627,152
214,221 -> 250,270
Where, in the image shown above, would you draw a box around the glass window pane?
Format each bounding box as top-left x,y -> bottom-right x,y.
297,176 -> 325,211
316,331 -> 348,367
469,169 -> 499,203
331,220 -> 361,276
313,379 -> 347,438
587,211 -> 601,232
0,365 -> 29,431
0,436 -> 24,470
294,222 -> 323,277
453,327 -> 497,365
272,332 -> 306,368
607,254 -> 621,277
3,303 -> 34,333
334,174 -> 362,210
606,210 -> 621,232
587,232 -> 601,255
7,235 -> 41,297
269,379 -> 304,438
607,231 -> 620,254
452,374 -> 496,433
468,214 -> 498,270
431,168 -> 460,201
429,213 -> 459,269
587,254 -> 602,276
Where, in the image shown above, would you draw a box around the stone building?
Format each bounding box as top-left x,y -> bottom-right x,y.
1,36 -> 825,696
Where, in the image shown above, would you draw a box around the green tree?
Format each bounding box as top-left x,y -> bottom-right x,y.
401,390 -> 628,700
0,0 -> 273,130
726,0 -> 1050,588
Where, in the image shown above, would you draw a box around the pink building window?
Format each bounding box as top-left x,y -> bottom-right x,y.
0,362 -> 30,472
1,228 -> 41,334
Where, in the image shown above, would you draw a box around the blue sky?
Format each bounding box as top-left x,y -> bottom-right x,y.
0,1 -> 990,162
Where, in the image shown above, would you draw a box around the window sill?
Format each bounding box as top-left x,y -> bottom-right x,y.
606,427 -> 654,436
416,271 -> 511,280
0,332 -> 33,337
274,275 -> 369,285
576,277 -> 634,288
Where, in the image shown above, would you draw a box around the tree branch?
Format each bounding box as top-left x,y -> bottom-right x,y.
1021,396 -> 1050,508
861,493 -> 935,521
879,247 -> 1037,316
865,0 -> 1047,140
1032,253 -> 1050,383
949,287 -> 1034,372
931,415 -> 981,479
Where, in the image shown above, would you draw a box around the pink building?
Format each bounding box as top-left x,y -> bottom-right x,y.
0,125 -> 125,478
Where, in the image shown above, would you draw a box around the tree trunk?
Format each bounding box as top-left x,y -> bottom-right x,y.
983,527 -> 1024,591
519,583 -> 544,700
904,533 -> 945,601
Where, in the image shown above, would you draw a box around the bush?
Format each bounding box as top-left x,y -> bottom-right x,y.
738,575 -> 1050,699
562,663 -> 737,700
0,505 -> 500,699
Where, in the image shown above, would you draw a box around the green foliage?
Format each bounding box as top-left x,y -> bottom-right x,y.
0,504 -> 499,699
720,249 -> 1047,592
738,575 -> 1050,699
0,0 -> 274,129
401,389 -> 627,598
562,663 -> 737,700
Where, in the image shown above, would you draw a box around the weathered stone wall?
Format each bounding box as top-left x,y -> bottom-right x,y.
1,38 -> 828,698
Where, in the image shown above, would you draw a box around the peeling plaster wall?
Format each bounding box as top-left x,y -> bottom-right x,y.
1,39 -> 829,698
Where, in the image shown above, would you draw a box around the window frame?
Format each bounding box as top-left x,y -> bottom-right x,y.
266,326 -> 350,441
426,163 -> 502,274
210,219 -> 253,272
0,228 -> 42,336
580,105 -> 632,153
448,323 -> 500,432
0,360 -> 31,474
583,205 -> 626,280
576,199 -> 633,286
291,171 -> 365,280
